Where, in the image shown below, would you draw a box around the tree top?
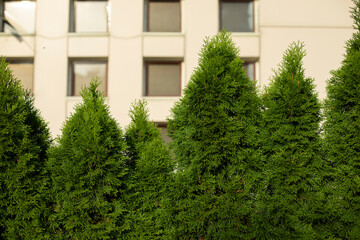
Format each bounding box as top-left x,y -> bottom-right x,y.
351,0 -> 360,32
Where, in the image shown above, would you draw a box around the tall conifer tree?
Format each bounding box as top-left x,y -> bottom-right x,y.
163,31 -> 261,239
123,100 -> 174,239
47,80 -> 128,239
323,1 -> 360,238
0,58 -> 51,239
257,42 -> 323,238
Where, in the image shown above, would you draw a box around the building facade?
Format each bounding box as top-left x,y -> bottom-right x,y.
0,0 -> 354,136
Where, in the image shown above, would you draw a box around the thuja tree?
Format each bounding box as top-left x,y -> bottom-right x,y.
46,80 -> 128,239
0,58 -> 51,239
163,31 -> 261,239
323,1 -> 360,238
256,42 -> 323,238
123,100 -> 174,239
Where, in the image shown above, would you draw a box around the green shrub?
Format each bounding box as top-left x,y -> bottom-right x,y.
0,57 -> 51,239
163,31 -> 261,239
123,100 -> 174,239
256,42 -> 324,239
323,0 -> 360,238
46,80 -> 128,239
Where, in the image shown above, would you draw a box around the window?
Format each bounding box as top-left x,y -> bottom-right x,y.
0,0 -> 36,34
145,61 -> 181,97
243,61 -> 255,81
220,0 -> 254,32
69,0 -> 109,33
156,122 -> 171,144
7,59 -> 34,91
145,0 -> 181,32
68,59 -> 107,96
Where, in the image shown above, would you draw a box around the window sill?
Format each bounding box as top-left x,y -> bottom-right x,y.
143,96 -> 181,101
142,32 -> 185,37
66,96 -> 108,100
66,96 -> 83,101
0,32 -> 35,37
68,32 -> 109,37
228,32 -> 260,37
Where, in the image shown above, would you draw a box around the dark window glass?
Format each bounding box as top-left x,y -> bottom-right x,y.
147,0 -> 180,32
146,62 -> 181,96
1,0 -> 36,33
156,122 -> 171,144
220,0 -> 254,32
70,0 -> 109,33
69,60 -> 107,96
243,62 -> 255,80
8,60 -> 34,91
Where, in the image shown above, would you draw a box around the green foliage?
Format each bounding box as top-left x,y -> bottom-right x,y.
46,80 -> 128,239
124,99 -> 164,171
323,0 -> 360,238
257,42 -> 323,239
0,57 -> 51,239
123,100 -> 174,239
163,31 -> 261,239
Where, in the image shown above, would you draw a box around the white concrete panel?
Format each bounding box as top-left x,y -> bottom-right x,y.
232,34 -> 260,57
146,98 -> 179,122
68,36 -> 109,57
65,97 -> 111,119
260,0 -> 353,27
65,98 -> 82,118
143,34 -> 184,58
108,37 -> 143,128
184,0 -> 218,86
260,27 -> 354,99
34,37 -> 68,137
0,36 -> 34,57
111,0 -> 143,37
33,0 -> 69,136
107,0 -> 144,129
36,0 -> 69,37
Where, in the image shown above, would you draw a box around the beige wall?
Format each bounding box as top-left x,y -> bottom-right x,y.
259,0 -> 354,98
34,0 -> 69,135
0,0 -> 354,136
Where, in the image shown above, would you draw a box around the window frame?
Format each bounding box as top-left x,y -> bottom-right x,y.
0,1 -> 4,32
68,58 -> 108,97
145,0 -> 181,33
145,61 -> 182,97
69,0 -> 109,33
219,0 -> 255,33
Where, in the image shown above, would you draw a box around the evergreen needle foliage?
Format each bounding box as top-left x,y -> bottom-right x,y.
163,31 -> 261,239
257,42 -> 323,239
323,0 -> 360,238
124,99 -> 174,239
0,57 -> 51,239
46,80 -> 128,239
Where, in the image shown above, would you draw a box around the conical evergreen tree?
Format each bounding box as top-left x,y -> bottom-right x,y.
46,80 -> 128,239
0,57 -> 51,239
256,42 -> 323,239
162,31 -> 261,239
123,99 -> 174,239
323,1 -> 360,238
124,99 -> 167,171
